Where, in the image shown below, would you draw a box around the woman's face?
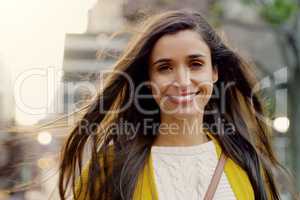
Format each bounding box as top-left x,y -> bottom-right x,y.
148,29 -> 218,119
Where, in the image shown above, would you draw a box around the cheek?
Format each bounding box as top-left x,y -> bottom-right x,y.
192,71 -> 215,106
149,77 -> 170,101
194,68 -> 215,82
195,82 -> 214,107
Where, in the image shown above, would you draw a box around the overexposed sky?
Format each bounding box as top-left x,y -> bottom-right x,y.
0,0 -> 96,125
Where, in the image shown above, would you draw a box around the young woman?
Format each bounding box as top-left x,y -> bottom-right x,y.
59,10 -> 292,200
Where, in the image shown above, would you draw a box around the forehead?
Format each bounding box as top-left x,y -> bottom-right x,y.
149,29 -> 211,63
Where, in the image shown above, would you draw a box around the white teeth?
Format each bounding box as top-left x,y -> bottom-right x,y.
170,94 -> 195,100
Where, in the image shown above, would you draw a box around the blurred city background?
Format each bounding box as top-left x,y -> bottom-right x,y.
0,0 -> 299,199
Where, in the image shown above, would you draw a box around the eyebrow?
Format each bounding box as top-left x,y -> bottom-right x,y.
152,53 -> 206,66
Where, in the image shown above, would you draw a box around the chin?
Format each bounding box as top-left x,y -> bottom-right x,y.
172,110 -> 202,119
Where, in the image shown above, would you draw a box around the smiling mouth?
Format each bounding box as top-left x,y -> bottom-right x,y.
167,90 -> 202,104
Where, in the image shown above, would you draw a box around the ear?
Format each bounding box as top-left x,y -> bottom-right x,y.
212,67 -> 218,83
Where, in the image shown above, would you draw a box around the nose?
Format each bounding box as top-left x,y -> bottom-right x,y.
174,66 -> 191,89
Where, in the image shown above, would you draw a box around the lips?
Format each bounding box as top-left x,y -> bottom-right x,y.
167,90 -> 201,104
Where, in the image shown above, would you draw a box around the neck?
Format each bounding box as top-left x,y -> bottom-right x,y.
152,114 -> 210,147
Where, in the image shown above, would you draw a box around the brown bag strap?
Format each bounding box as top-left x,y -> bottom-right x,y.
203,152 -> 228,200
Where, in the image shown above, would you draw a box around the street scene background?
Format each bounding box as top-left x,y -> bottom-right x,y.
0,0 -> 299,199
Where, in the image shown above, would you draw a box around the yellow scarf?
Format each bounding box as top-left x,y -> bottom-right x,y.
133,132 -> 255,199
75,132 -> 256,199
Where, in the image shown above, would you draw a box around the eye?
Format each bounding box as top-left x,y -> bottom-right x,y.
190,60 -> 204,69
157,65 -> 172,72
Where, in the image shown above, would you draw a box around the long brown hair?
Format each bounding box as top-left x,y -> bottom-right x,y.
59,9 -> 294,200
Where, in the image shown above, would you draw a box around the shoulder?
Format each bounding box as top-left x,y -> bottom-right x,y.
74,144 -> 115,199
206,131 -> 255,199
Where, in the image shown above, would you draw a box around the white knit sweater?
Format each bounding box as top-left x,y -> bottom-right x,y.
151,140 -> 236,200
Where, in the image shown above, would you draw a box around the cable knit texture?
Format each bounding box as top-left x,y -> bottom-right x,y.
151,140 -> 236,200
